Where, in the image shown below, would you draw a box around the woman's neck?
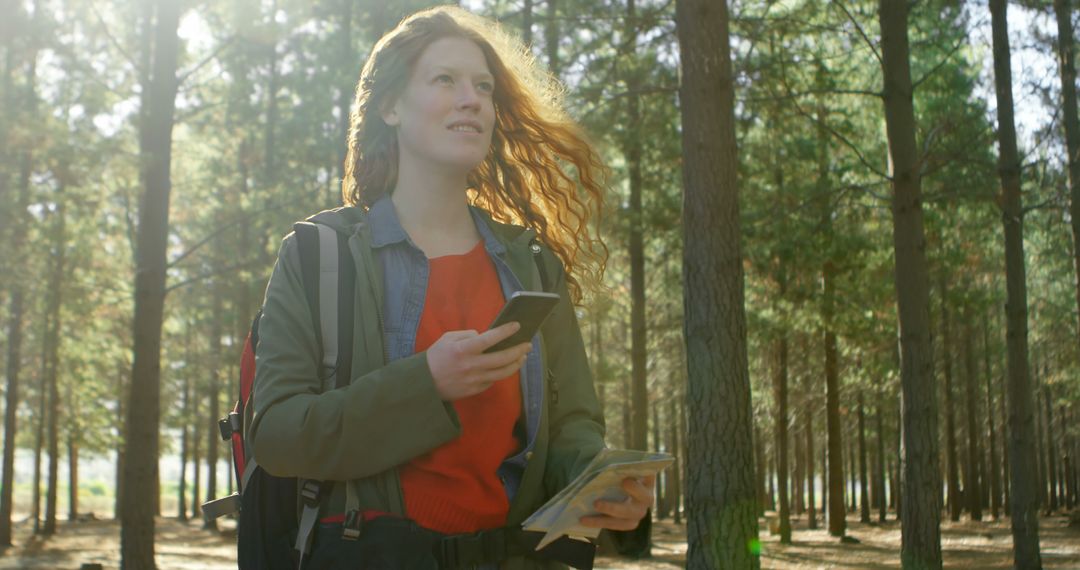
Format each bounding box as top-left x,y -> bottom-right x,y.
390,162 -> 480,257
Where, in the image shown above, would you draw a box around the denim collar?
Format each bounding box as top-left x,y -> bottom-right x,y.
367,194 -> 509,256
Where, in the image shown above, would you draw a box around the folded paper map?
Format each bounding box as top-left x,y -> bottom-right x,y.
522,448 -> 675,551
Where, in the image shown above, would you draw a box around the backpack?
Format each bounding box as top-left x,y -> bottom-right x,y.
202,221 -> 357,570
201,220 -> 555,569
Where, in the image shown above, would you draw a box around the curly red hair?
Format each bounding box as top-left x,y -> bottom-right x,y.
341,5 -> 607,303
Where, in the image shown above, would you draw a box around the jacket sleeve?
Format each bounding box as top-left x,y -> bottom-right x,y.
539,252 -> 607,495
248,234 -> 461,481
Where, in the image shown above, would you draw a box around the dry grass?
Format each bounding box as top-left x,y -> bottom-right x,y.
1,511 -> 1077,569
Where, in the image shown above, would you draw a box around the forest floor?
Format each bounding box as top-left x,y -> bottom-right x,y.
1,510 -> 1078,569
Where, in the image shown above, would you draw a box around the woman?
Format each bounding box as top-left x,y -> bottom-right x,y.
249,6 -> 652,568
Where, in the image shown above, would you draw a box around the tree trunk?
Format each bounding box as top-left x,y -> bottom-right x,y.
178,370 -> 189,521
774,334 -> 791,543
121,0 -> 182,564
822,443 -> 828,525
794,414 -> 805,516
989,1 -> 1042,566
963,318 -> 983,521
983,313 -> 1001,520
1001,363 -> 1011,517
824,260 -> 844,537
877,399 -> 887,522
939,276 -> 961,522
67,426 -> 78,521
767,453 -> 776,513
676,392 -> 686,525
756,424 -> 766,516
33,332 -> 46,534
849,438 -> 857,514
191,387 -> 201,519
1043,387 -> 1058,513
43,185 -> 67,536
545,0 -> 559,75
653,402 -> 665,518
204,285 -> 223,531
807,398 -> 818,529
0,120 -> 33,548
624,0 -> 648,458
675,0 -> 761,563
668,395 -> 681,523
878,2 -> 942,566
859,392 -> 870,523
1053,0 -> 1080,353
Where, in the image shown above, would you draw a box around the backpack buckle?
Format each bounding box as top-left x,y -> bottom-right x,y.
299,480 -> 322,507
342,509 -> 363,541
218,412 -> 242,441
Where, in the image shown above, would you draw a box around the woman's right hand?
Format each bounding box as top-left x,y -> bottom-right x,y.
426,322 -> 532,401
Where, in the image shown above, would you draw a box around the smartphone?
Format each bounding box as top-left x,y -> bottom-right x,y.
484,291 -> 561,353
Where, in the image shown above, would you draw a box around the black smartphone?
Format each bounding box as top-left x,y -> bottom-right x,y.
484,291 -> 561,353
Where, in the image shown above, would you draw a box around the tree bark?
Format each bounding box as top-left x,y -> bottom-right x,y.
806,399 -> 818,529
878,2 -> 942,566
33,329 -> 46,534
204,284 -> 223,531
43,185 -> 66,536
675,0 -> 760,563
0,18 -> 37,541
623,0 -> 649,458
962,318 -> 983,520
1052,0 -> 1080,353
1043,387 -> 1058,513
121,0 -> 182,564
989,0 -> 1042,566
545,0 -> 559,75
939,276 -> 961,521
774,334 -> 791,543
668,394 -> 681,523
876,399 -> 887,522
859,392 -> 870,523
824,259 -> 844,537
984,313 -> 1001,520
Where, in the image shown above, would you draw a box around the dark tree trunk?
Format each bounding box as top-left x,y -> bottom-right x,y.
654,402 -> 665,518
989,0 -> 1043,566
878,2 -> 942,566
1043,387 -> 1058,513
43,186 -> 67,536
859,393 -> 870,523
191,382 -> 201,519
624,0 -> 648,457
940,277 -> 961,522
1053,0 -> 1080,353
807,401 -> 818,529
767,453 -> 776,513
980,319 -> 1001,520
204,285 -> 223,531
668,395 -> 682,523
33,332 -> 46,534
521,0 -> 533,45
676,0 -> 761,563
545,0 -> 559,75
676,393 -> 686,525
774,334 -> 791,543
877,399 -> 887,522
121,0 -> 182,564
824,260 -> 844,537
1001,364 -> 1011,517
0,121 -> 33,548
334,0 -> 352,194
794,414 -> 805,516
178,370 -> 189,521
67,426 -> 78,522
756,424 -> 766,516
849,438 -> 857,514
822,443 -> 828,525
963,319 -> 983,521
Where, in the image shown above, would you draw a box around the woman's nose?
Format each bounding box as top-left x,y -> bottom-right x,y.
457,85 -> 482,110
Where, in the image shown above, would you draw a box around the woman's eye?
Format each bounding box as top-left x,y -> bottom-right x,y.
477,81 -> 494,93
436,74 -> 454,84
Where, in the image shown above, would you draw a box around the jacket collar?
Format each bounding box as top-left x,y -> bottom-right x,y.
366,194 -> 535,256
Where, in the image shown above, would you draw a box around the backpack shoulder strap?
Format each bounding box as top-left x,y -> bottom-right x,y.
290,222 -> 358,565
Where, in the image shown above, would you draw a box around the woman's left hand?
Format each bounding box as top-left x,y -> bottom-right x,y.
578,475 -> 655,531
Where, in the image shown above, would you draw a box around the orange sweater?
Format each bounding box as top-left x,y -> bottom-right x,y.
399,241 -> 523,534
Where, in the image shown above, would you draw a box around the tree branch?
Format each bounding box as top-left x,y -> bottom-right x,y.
830,0 -> 883,68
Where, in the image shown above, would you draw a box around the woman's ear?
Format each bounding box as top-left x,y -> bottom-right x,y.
380,99 -> 400,127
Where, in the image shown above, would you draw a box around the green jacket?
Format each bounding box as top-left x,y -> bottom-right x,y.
248,205 -> 606,568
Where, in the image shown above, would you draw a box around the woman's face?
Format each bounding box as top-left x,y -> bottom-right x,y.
382,36 -> 497,175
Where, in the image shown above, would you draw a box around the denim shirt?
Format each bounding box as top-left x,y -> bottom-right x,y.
365,196 -> 543,504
